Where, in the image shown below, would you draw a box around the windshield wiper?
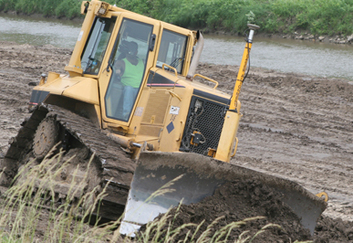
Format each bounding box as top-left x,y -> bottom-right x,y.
170,57 -> 184,69
106,34 -> 121,72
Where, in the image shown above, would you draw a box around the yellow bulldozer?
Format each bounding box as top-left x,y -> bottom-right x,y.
1,0 -> 326,236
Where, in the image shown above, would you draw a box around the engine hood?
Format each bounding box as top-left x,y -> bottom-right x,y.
34,75 -> 99,105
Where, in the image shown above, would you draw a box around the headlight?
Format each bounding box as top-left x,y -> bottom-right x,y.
95,2 -> 109,16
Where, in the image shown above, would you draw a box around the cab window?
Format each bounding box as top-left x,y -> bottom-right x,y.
81,17 -> 116,74
157,30 -> 188,74
104,19 -> 153,121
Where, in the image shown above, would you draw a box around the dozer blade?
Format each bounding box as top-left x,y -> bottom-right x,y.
120,152 -> 326,236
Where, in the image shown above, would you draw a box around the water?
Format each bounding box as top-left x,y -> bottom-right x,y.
0,14 -> 81,49
202,35 -> 353,79
1,13 -> 353,80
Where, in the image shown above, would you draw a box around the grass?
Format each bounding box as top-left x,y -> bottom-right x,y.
134,213 -> 279,243
0,0 -> 353,36
0,149 -> 117,242
0,147 -> 311,242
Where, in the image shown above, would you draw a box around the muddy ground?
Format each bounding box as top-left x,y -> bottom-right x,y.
141,179 -> 315,242
0,41 -> 353,242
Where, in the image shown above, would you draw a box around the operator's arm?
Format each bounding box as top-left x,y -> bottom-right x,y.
114,60 -> 125,76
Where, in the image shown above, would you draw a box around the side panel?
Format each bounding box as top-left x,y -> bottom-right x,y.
158,84 -> 193,152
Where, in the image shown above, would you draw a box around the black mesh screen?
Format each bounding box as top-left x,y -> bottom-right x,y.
180,96 -> 228,156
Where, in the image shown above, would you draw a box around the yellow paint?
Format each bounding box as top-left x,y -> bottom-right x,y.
214,110 -> 241,162
62,78 -> 99,105
34,76 -> 99,105
215,33 -> 256,162
229,42 -> 252,111
316,192 -> 329,202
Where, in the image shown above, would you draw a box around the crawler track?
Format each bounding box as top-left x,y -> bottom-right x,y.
2,105 -> 136,221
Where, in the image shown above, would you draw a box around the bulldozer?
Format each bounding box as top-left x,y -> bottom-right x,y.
0,0 -> 326,236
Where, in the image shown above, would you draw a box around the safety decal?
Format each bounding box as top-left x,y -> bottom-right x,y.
169,106 -> 180,115
134,107 -> 143,116
77,30 -> 84,41
166,122 -> 174,133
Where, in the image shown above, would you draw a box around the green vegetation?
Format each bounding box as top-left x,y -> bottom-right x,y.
1,0 -> 353,35
0,0 -> 81,18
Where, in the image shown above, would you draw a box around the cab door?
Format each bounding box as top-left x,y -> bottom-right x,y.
100,14 -> 159,126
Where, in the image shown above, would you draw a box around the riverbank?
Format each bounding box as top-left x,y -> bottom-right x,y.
1,0 -> 353,38
206,28 -> 353,45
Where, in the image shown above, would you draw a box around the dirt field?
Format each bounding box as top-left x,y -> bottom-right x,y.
198,63 -> 353,222
1,41 -> 353,242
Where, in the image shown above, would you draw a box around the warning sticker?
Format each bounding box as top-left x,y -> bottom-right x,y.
134,107 -> 143,116
169,106 -> 180,115
77,30 -> 84,41
166,122 -> 174,133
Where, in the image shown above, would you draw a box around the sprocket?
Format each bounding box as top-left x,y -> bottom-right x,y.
33,116 -> 59,160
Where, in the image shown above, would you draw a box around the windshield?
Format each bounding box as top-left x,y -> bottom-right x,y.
157,30 -> 188,74
81,17 -> 116,74
104,19 -> 153,121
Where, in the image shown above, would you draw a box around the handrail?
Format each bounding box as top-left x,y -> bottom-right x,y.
193,74 -> 219,89
168,90 -> 182,101
162,64 -> 178,77
230,137 -> 239,157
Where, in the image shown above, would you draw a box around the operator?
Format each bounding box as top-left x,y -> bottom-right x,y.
114,41 -> 144,119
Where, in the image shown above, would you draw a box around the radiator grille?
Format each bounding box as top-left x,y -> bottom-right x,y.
180,96 -> 228,156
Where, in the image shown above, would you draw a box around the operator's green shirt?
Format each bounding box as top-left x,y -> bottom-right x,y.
121,58 -> 144,88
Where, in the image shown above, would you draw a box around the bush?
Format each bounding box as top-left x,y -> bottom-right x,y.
0,0 -> 17,11
55,0 -> 81,18
1,0 -> 353,36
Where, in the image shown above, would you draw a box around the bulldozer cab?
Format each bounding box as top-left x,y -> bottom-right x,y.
75,9 -> 193,130
81,14 -> 157,125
